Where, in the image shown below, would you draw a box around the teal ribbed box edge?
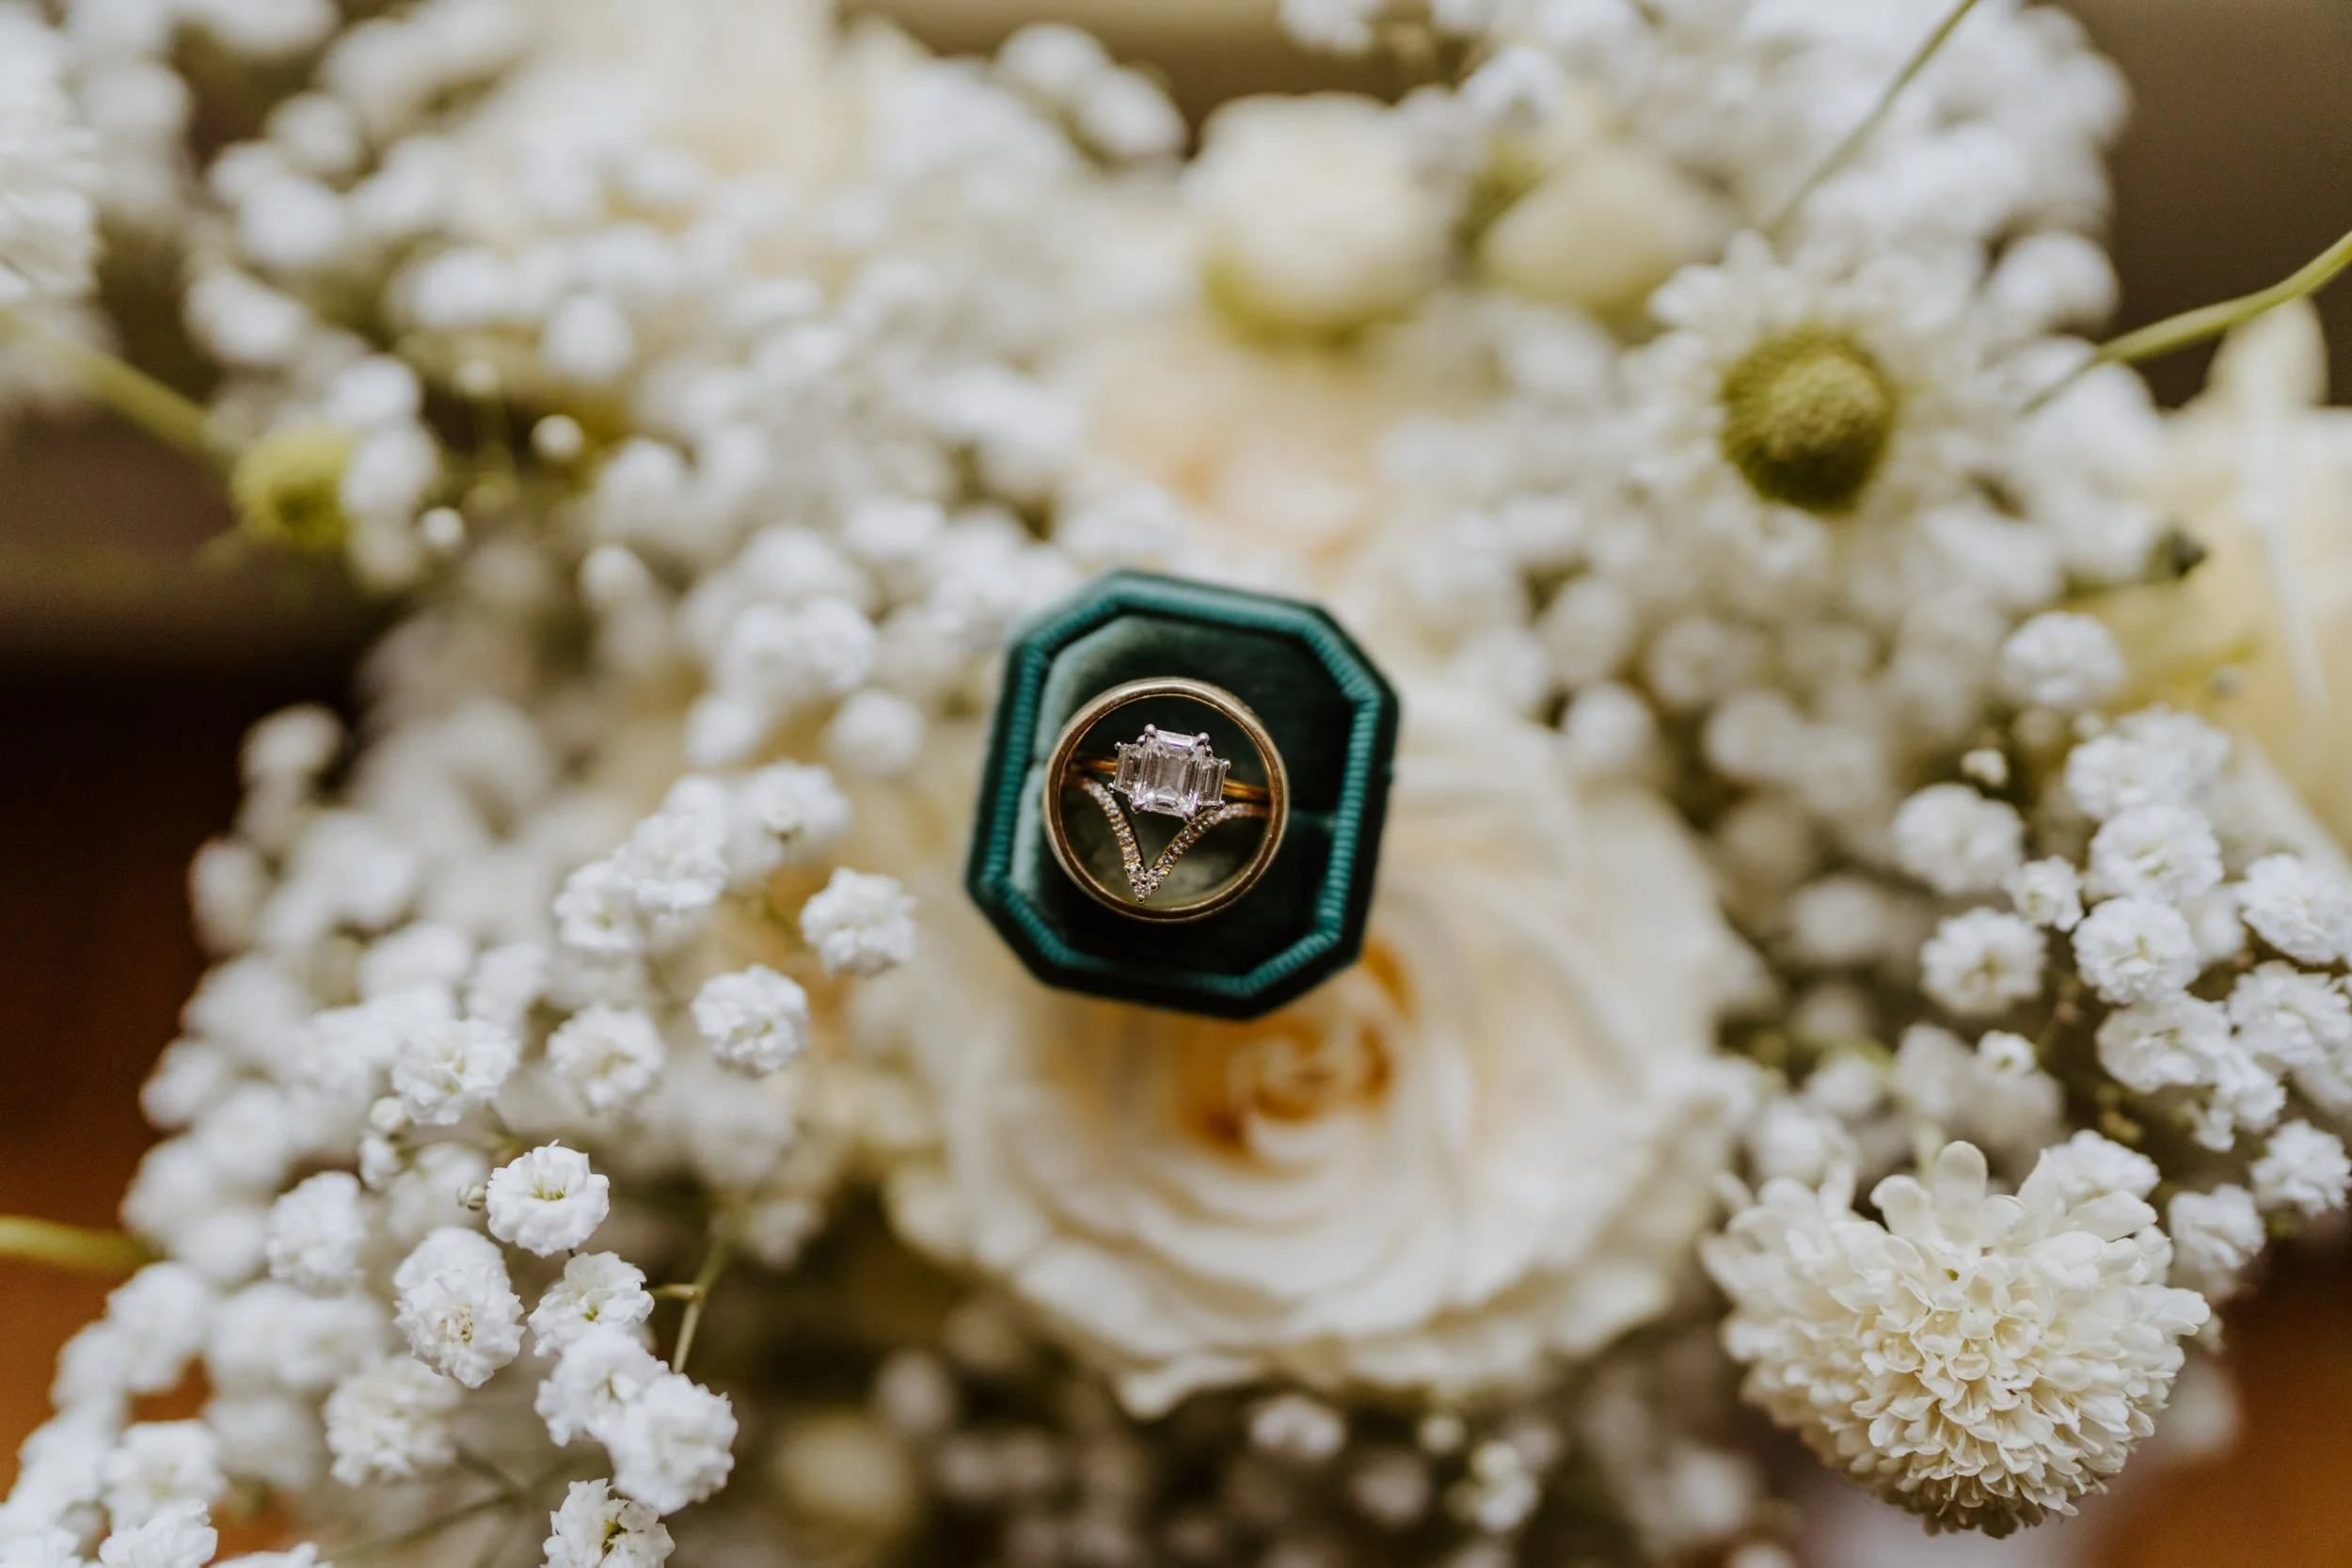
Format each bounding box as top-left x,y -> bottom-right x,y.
964,570 -> 1400,1020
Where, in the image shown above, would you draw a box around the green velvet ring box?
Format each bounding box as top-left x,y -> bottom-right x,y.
966,571 -> 1400,1020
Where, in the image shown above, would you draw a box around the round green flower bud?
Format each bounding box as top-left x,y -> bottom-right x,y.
230,424 -> 355,553
1718,327 -> 1898,515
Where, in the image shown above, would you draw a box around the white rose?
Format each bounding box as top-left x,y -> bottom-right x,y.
1063,311 -> 1425,580
859,692 -> 1754,1415
459,0 -> 839,193
1189,94 -> 1451,336
2114,302 -> 2352,845
1479,142 -> 1728,319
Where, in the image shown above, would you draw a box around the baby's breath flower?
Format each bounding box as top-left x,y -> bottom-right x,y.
1248,1394 -> 1348,1464
2062,710 -> 2231,822
323,1358 -> 460,1486
265,1171 -> 368,1294
485,1145 -> 610,1258
546,1004 -> 664,1114
464,941 -> 548,1033
1996,613 -> 2124,713
2236,855 -> 2352,967
1892,784 -> 2026,898
391,1018 -> 519,1126
1920,910 -> 2046,1018
2006,858 -> 2085,932
799,869 -> 916,977
529,1253 -> 654,1357
2227,963 -> 2352,1072
102,1264 -> 217,1396
537,1326 -> 661,1449
2087,806 -> 2223,907
0,11 -> 99,309
2250,1121 -> 2351,1217
95,1499 -> 215,1568
544,1479 -> 674,1568
2095,995 -> 2233,1095
2167,1185 -> 2264,1302
728,763 -> 852,887
1888,1025 -> 2062,1170
2028,1131 -> 2159,1207
691,966 -> 812,1076
391,1228 -> 523,1388
1278,0 -> 1382,54
608,1373 -> 738,1516
103,1422 -> 224,1531
2072,898 -> 2201,1006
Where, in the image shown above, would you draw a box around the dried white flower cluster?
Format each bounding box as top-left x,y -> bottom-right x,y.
1707,1141 -> 2208,1535
4,0 -> 2348,1561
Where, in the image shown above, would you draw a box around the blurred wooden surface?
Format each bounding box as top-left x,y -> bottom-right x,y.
0,669 -> 332,1469
0,422 -> 365,666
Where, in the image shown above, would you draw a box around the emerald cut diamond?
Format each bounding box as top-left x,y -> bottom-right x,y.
1111,726 -> 1231,818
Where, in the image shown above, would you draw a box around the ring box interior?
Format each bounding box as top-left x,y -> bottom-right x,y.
966,570 -> 1400,1020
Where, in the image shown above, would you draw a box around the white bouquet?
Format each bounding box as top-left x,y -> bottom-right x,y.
2,0 -> 2349,1564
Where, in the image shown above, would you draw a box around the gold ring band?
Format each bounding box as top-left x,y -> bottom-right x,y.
1041,677 -> 1290,923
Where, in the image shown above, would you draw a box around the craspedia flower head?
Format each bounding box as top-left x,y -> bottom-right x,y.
1633,234 -> 1998,546
1717,325 -> 1898,515
230,425 -> 357,554
1704,1141 -> 2209,1537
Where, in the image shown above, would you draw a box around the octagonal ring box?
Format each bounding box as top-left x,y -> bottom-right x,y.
966,570 -> 1400,1020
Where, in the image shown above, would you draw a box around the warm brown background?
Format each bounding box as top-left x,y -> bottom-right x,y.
4,2 -> 2352,1562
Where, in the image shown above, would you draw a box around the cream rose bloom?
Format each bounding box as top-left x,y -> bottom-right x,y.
851,690 -> 1756,1415
483,0 -> 839,194
2110,302 -> 2352,843
1062,310 -> 1436,586
1189,94 -> 1452,337
1476,88 -> 1729,320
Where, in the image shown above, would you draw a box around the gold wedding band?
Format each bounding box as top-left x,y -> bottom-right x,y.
1042,677 -> 1290,923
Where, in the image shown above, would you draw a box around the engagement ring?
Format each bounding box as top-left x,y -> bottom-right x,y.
1042,678 -> 1289,921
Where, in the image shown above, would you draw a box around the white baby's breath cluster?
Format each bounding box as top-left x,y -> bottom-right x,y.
4,0 -> 2348,1561
1887,700 -> 2352,1235
0,5 -> 98,310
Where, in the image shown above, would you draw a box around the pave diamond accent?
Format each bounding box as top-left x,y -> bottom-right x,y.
1110,725 -> 1231,819
1080,781 -> 1264,902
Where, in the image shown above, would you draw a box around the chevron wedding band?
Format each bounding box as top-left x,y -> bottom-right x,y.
1042,677 -> 1289,922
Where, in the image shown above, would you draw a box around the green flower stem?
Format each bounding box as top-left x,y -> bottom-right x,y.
469,1506 -> 529,1568
0,309 -> 221,467
330,1456 -> 584,1561
1763,0 -> 1988,243
331,1491 -> 518,1561
0,1215 -> 153,1274
670,1235 -> 735,1376
2026,222 -> 2352,412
